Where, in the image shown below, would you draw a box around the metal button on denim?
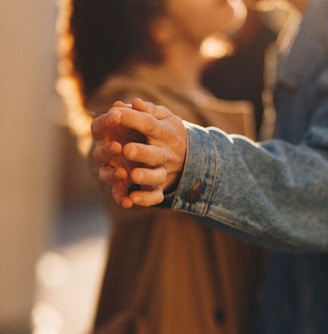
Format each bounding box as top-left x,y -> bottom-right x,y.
185,178 -> 201,203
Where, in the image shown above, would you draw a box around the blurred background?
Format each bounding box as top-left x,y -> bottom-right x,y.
0,1 -> 108,333
0,0 -> 291,333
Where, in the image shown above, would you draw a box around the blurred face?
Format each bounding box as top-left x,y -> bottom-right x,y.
164,0 -> 238,44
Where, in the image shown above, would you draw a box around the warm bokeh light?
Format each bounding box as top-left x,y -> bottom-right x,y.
31,303 -> 63,334
35,252 -> 72,289
56,78 -> 93,156
200,35 -> 235,59
32,237 -> 107,333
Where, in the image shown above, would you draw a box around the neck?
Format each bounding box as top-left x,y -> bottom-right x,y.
161,41 -> 207,91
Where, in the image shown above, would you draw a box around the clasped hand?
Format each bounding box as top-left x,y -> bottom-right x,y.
91,98 -> 187,208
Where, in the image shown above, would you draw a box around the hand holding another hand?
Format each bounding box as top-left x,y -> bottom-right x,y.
91,98 -> 187,208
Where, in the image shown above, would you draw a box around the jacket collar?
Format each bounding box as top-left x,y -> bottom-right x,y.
276,0 -> 328,89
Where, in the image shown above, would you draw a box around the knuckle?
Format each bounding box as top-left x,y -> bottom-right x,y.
144,115 -> 158,134
159,167 -> 167,180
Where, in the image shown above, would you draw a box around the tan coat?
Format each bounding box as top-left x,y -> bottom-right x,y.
89,69 -> 264,334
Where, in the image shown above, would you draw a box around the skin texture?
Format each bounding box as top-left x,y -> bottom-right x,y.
89,0 -> 247,208
91,0 -> 310,209
164,0 -> 235,44
90,0 -> 328,224
92,99 -> 187,208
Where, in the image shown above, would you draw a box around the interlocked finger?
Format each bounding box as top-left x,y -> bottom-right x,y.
123,143 -> 169,166
132,98 -> 172,120
129,186 -> 165,207
130,166 -> 167,186
93,142 -> 122,165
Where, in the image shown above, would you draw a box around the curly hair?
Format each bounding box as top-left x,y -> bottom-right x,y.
60,0 -> 165,102
56,0 -> 165,153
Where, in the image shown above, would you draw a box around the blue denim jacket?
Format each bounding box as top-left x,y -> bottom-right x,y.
170,1 -> 328,332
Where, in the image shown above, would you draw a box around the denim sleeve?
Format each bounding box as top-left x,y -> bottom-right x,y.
171,121 -> 328,252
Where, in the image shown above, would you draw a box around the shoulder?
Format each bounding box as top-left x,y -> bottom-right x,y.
85,72 -> 165,113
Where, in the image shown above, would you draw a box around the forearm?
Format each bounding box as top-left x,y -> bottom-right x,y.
170,122 -> 328,252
